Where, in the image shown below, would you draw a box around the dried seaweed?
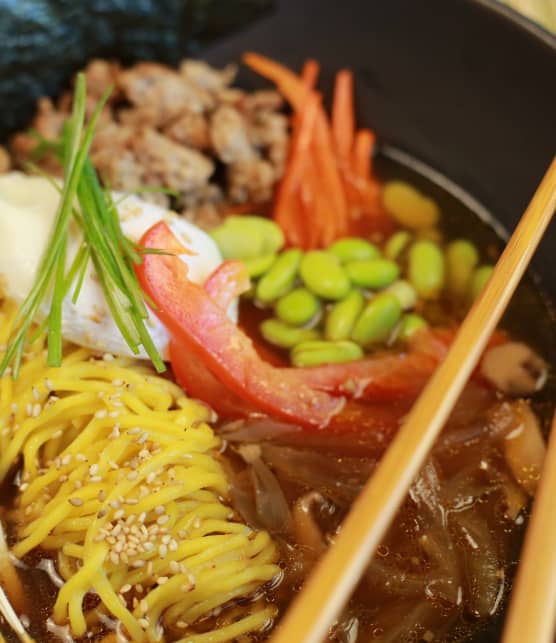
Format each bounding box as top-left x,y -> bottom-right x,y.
0,0 -> 272,139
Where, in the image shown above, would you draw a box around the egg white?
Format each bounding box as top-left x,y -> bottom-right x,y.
0,172 -> 236,360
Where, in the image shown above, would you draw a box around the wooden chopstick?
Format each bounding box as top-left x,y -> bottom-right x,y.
502,410 -> 556,643
271,157 -> 556,643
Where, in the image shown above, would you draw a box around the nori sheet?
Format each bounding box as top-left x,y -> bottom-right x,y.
0,0 -> 272,139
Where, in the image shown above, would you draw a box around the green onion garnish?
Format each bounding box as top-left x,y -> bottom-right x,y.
0,73 -> 166,378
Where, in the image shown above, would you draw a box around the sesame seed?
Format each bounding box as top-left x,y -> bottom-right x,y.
125,498 -> 139,505
10,403 -> 18,414
109,500 -> 121,509
135,583 -> 144,593
137,432 -> 149,444
26,403 -> 33,417
132,560 -> 145,568
139,599 -> 149,613
95,410 -> 108,419
74,480 -> 83,489
75,454 -> 87,462
103,353 -> 115,361
109,425 -> 121,439
181,583 -> 193,593
45,379 -> 53,391
97,509 -> 107,518
127,471 -> 138,481
68,497 -> 84,507
32,387 -> 40,401
154,506 -> 165,515
113,509 -> 125,520
169,561 -> 180,573
98,490 -> 106,501
89,464 -> 99,476
61,454 -> 72,466
169,539 -> 178,552
143,542 -> 154,552
147,561 -> 154,576
158,544 -> 168,558
157,576 -> 168,585
157,515 -> 170,526
138,512 -> 147,524
110,552 -> 120,565
177,621 -> 187,628
128,427 -> 141,435
138,618 -> 149,629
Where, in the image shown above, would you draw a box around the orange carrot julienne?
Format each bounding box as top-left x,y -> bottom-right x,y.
243,52 -> 309,112
313,108 -> 349,238
353,129 -> 376,181
274,91 -> 321,246
301,59 -> 320,89
332,69 -> 355,163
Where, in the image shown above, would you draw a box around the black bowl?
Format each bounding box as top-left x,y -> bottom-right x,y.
0,1 -> 555,641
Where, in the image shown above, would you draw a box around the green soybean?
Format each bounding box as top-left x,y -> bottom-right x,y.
243,253 -> 277,278
384,231 -> 412,261
408,240 -> 445,300
256,249 -> 303,303
383,181 -> 439,229
345,259 -> 400,289
398,314 -> 428,341
329,237 -> 381,263
468,264 -> 494,301
260,319 -> 320,349
351,293 -> 402,346
445,240 -> 479,298
300,251 -> 351,300
384,280 -> 417,310
211,216 -> 284,260
325,290 -> 365,341
291,340 -> 364,367
275,288 -> 321,326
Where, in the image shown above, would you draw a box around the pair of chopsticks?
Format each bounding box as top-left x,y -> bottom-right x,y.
271,157 -> 556,643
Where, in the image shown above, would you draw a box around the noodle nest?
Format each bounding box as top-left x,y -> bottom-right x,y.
0,299 -> 279,642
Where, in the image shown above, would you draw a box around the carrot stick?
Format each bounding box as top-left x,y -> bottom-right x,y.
274,92 -> 321,246
301,59 -> 320,89
313,108 -> 349,239
332,70 -> 355,163
243,52 -> 309,112
353,129 -> 375,181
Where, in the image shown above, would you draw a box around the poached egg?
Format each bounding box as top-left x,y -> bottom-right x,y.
0,172 -> 235,360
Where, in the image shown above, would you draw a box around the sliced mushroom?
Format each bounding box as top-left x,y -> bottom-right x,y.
480,342 -> 547,396
292,492 -> 330,556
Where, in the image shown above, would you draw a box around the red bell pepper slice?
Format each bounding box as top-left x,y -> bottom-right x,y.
204,260 -> 250,311
136,222 -> 345,429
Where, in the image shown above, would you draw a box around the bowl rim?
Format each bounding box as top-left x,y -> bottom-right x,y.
471,0 -> 556,49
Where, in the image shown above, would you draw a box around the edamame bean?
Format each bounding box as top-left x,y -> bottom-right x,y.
408,240 -> 445,300
260,319 -> 320,349
211,216 -> 284,260
445,240 -> 479,298
345,258 -> 400,289
325,290 -> 365,341
398,314 -> 428,341
300,251 -> 351,300
329,237 -> 381,263
275,288 -> 321,326
384,280 -> 418,310
351,293 -> 402,346
468,265 -> 494,301
382,181 -> 440,230
291,340 -> 364,367
256,249 -> 303,303
384,230 -> 411,260
243,253 -> 277,278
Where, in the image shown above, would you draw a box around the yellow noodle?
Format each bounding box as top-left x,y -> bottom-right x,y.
0,299 -> 280,643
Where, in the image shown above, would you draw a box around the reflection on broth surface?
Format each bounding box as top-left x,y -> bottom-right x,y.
0,54 -> 554,643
